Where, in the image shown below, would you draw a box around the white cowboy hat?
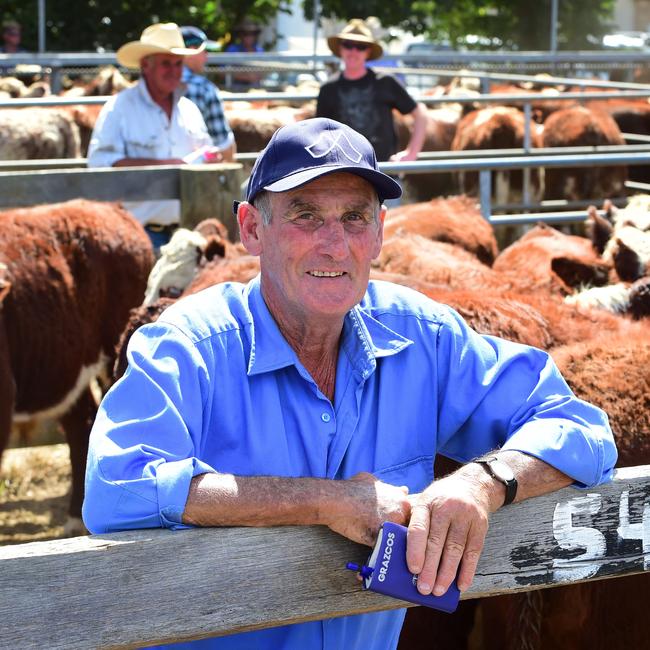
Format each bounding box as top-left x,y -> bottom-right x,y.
327,18 -> 383,61
116,23 -> 205,69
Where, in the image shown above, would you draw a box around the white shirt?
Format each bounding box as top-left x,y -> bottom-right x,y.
87,80 -> 212,226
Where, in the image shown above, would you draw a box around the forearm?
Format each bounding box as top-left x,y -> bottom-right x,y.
182,471 -> 411,546
183,472 -> 353,527
405,103 -> 427,157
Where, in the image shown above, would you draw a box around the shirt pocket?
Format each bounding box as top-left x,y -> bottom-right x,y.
123,128 -> 161,158
373,455 -> 434,494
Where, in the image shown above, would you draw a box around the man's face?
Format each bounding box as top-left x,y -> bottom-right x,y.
244,172 -> 385,327
141,53 -> 184,96
3,26 -> 20,45
185,48 -> 207,73
340,40 -> 371,71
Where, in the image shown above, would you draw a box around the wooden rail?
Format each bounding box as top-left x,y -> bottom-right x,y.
0,164 -> 244,239
1,465 -> 649,649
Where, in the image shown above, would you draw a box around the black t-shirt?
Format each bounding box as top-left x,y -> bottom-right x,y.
316,68 -> 417,162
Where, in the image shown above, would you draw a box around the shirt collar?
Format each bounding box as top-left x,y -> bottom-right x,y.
136,77 -> 183,109
245,276 -> 412,378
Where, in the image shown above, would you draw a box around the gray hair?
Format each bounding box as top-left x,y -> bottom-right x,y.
253,187 -> 382,226
253,191 -> 273,225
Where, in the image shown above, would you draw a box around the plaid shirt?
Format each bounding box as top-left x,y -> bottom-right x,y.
182,68 -> 233,149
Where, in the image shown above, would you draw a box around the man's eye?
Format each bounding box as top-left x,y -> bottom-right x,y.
344,213 -> 369,224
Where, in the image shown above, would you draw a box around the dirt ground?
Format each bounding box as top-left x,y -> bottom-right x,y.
0,443 -> 71,546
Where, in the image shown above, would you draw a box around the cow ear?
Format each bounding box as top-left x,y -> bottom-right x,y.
203,236 -> 227,261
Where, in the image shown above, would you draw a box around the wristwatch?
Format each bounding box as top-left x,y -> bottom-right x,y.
474,455 -> 517,506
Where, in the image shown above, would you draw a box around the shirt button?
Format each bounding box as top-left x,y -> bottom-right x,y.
321,413 -> 331,423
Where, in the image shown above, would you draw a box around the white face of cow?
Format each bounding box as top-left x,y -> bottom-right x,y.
0,262 -> 10,305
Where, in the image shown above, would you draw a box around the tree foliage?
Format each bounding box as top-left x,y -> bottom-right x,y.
304,0 -> 617,51
2,0 -> 617,52
2,0 -> 292,52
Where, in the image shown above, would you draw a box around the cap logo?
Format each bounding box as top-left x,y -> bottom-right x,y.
304,131 -> 363,163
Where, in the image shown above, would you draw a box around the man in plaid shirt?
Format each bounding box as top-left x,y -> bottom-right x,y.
181,26 -> 236,161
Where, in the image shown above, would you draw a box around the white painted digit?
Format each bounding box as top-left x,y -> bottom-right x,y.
552,494 -> 606,581
617,490 -> 650,570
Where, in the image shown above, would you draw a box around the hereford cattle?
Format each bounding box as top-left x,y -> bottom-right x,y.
488,82 -> 576,123
451,106 -> 543,205
385,195 -> 499,265
374,233 -> 508,292
493,223 -> 612,296
541,106 -> 627,202
0,199 -> 154,534
61,65 -> 133,97
224,105 -> 306,154
568,198 -> 650,318
0,75 -> 50,99
0,108 -> 81,160
585,98 -> 650,184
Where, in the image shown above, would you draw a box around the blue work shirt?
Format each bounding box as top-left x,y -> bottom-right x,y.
83,277 -> 616,650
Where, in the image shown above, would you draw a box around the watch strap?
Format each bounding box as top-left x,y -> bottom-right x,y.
475,455 -> 517,506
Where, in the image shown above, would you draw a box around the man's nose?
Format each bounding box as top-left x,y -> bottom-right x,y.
317,220 -> 348,258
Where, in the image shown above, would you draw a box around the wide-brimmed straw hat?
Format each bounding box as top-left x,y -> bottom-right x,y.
116,23 -> 204,69
327,18 -> 383,61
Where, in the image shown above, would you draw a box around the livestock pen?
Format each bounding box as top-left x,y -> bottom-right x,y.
2,63 -> 650,649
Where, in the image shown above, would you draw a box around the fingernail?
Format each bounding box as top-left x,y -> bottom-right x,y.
417,581 -> 431,595
433,585 -> 445,596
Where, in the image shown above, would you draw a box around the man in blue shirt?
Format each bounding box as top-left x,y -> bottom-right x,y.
83,118 -> 617,649
180,26 -> 236,160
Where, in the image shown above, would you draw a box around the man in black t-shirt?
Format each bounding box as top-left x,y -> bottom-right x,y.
317,19 -> 427,162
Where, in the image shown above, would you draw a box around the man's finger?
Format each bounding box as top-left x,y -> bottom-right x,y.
412,517 -> 467,596
406,503 -> 432,575
455,519 -> 488,592
430,521 -> 470,596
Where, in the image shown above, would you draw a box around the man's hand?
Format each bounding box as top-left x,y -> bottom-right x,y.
326,472 -> 411,547
406,466 -> 496,596
389,149 -> 418,163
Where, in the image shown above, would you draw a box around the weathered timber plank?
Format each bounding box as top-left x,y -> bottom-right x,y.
0,166 -> 180,206
179,163 -> 243,238
1,466 -> 649,649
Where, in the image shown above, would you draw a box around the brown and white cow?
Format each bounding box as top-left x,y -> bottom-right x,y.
451,106 -> 544,205
541,105 -> 627,202
0,108 -> 81,160
385,195 -> 499,265
0,199 -> 154,534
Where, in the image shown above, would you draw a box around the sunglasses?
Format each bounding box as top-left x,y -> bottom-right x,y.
340,40 -> 370,51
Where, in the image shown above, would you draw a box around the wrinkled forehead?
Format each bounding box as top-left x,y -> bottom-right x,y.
144,52 -> 184,67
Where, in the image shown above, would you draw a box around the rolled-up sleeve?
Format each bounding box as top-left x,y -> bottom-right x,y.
434,307 -> 617,488
83,322 -> 216,533
86,98 -> 127,168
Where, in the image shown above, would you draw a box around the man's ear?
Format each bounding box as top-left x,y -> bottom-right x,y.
238,202 -> 263,256
371,205 -> 386,259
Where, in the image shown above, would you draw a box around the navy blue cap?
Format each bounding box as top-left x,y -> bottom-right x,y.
242,118 -> 402,209
180,25 -> 220,51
